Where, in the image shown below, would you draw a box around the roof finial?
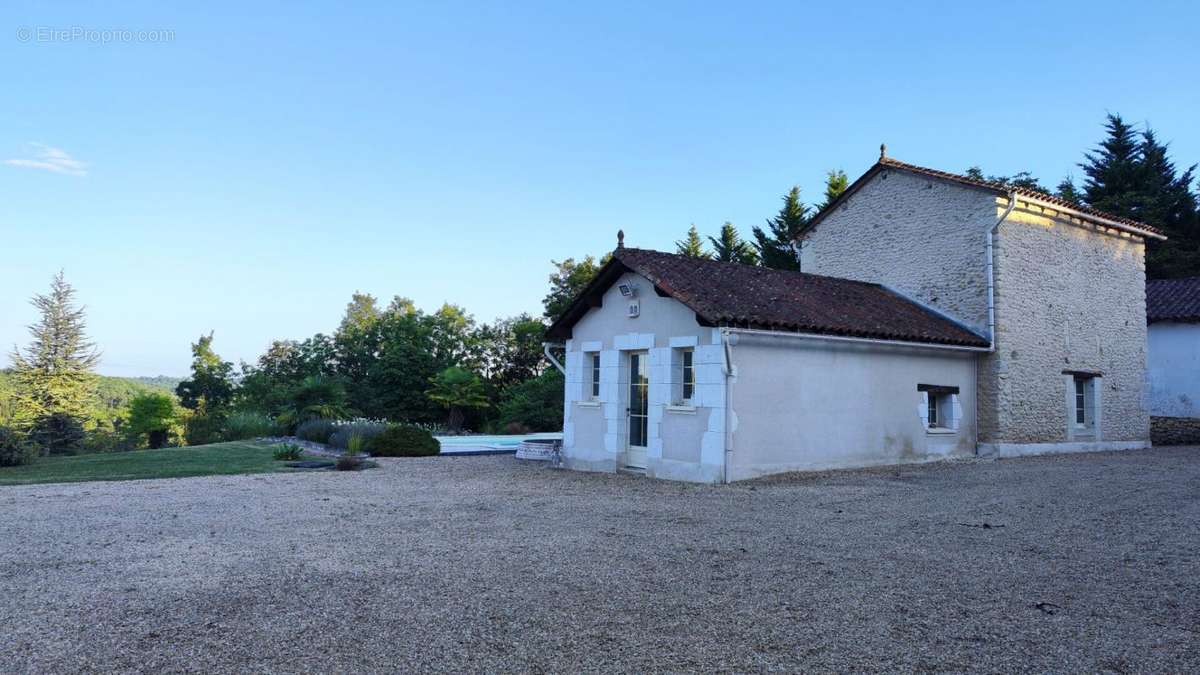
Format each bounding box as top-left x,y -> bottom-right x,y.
617,229 -> 625,249
880,143 -> 887,160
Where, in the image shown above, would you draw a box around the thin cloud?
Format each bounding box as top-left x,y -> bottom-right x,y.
4,143 -> 88,176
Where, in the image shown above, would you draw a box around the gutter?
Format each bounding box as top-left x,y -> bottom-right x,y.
722,327 -> 991,353
542,342 -> 566,374
1017,194 -> 1167,240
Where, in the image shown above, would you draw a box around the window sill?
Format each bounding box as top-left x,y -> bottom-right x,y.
925,427 -> 957,436
666,404 -> 697,414
577,400 -> 601,408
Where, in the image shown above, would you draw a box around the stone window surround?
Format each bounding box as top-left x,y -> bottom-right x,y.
918,384 -> 961,435
1064,370 -> 1102,441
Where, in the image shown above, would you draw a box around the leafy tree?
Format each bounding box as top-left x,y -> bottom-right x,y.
711,222 -> 759,266
477,314 -> 546,389
365,309 -> 441,422
820,170 -> 850,210
9,272 -> 99,452
675,225 -> 711,258
175,333 -> 235,413
543,256 -> 603,321
126,392 -> 177,449
338,292 -> 382,335
497,368 -> 564,432
753,186 -> 809,269
965,166 -> 1048,193
426,367 -> 489,432
236,334 -> 337,415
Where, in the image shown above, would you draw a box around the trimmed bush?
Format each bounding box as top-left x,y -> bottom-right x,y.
0,427 -> 37,467
328,420 -> 387,450
296,418 -> 337,445
370,424 -> 440,457
224,411 -> 279,441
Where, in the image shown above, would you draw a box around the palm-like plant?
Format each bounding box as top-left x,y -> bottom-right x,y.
278,375 -> 352,432
425,367 -> 489,433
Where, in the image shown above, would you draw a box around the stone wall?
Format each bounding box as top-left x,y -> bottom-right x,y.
1150,416 -> 1200,446
801,168 -> 995,334
987,201 -> 1149,444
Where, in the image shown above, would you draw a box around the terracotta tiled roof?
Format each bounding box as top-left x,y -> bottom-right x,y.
545,247 -> 990,348
1147,277 -> 1200,323
805,156 -> 1165,239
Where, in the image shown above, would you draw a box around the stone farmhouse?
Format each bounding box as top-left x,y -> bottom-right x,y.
545,151 -> 1165,482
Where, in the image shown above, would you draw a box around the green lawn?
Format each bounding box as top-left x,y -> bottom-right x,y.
0,441 -> 321,487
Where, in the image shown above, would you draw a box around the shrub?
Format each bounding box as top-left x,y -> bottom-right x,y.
369,424 -> 440,457
497,369 -> 564,432
503,421 -> 531,435
328,419 -> 387,450
296,418 -> 338,445
29,412 -> 86,455
0,427 -> 36,467
224,411 -> 279,441
184,413 -> 224,446
272,443 -> 304,461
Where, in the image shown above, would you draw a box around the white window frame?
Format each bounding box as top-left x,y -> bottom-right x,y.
1070,374 -> 1098,432
919,385 -> 958,433
671,347 -> 696,406
588,352 -> 601,401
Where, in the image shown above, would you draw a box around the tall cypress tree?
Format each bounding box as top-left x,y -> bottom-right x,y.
752,187 -> 808,270
675,225 -> 710,258
1080,113 -> 1144,219
710,222 -> 759,266
9,272 -> 100,450
1079,114 -> 1200,278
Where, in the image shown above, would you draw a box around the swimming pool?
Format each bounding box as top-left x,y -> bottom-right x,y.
436,433 -> 562,453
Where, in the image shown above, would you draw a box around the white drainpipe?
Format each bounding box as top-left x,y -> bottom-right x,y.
542,342 -> 566,374
986,191 -> 1017,352
720,329 -> 736,484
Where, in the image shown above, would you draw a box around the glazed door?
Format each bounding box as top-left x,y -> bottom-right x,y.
625,351 -> 649,469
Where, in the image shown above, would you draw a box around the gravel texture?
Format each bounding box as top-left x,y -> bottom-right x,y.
1,447 -> 1197,673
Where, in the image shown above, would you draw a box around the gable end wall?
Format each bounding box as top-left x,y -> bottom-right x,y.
800,169 -> 995,335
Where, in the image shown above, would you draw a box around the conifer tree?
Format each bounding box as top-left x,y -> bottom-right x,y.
9,272 -> 100,451
752,187 -> 807,270
1080,113 -> 1144,218
820,170 -> 850,210
1055,177 -> 1083,205
711,222 -> 759,266
675,225 -> 710,258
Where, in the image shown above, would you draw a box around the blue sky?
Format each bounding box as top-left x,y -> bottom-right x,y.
2,1 -> 1198,376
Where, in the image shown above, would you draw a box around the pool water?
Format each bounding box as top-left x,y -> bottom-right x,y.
436,433 -> 561,450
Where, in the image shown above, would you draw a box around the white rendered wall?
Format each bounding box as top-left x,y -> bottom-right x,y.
727,337 -> 978,481
560,272 -> 724,483
1147,322 -> 1200,417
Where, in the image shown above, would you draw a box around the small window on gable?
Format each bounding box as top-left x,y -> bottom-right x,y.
589,352 -> 601,400
918,384 -> 959,431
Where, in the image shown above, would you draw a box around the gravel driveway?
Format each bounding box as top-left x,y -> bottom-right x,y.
2,447 -> 1197,673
